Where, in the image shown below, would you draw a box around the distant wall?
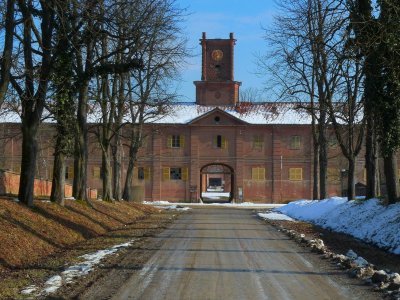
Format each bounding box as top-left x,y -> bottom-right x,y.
0,170 -> 96,199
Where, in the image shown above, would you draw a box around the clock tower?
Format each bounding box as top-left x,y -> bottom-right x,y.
194,32 -> 241,106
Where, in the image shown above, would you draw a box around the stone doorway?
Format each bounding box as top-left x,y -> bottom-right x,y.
200,164 -> 234,203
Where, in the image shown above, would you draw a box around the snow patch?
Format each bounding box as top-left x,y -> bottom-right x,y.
258,212 -> 295,221
20,286 -> 37,295
43,275 -> 62,294
155,205 -> 191,211
21,240 -> 135,296
143,201 -> 171,205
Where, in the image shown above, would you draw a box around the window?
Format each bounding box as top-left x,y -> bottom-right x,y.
289,168 -> 302,181
214,135 -> 227,149
170,168 -> 182,180
162,167 -> 188,181
252,167 -> 266,181
252,135 -> 263,150
65,166 -> 74,180
136,167 -> 150,180
327,168 -> 340,183
290,136 -> 301,149
138,167 -> 145,180
168,135 -> 184,148
93,166 -> 101,179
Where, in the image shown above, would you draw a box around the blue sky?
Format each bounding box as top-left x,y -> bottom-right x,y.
176,0 -> 277,102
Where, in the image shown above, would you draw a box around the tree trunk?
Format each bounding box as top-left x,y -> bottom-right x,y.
18,120 -> 39,206
365,115 -> 377,199
122,144 -> 137,201
318,119 -> 327,200
363,51 -> 378,199
101,144 -> 113,201
73,82 -> 89,201
50,143 -> 66,206
383,152 -> 399,204
311,113 -> 319,200
347,157 -> 356,200
0,0 -> 15,106
112,132 -> 122,201
313,142 -> 319,200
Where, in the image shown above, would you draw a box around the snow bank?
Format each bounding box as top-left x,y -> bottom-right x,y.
275,198 -> 400,254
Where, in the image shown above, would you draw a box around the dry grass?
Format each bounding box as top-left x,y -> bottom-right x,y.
0,198 -> 159,271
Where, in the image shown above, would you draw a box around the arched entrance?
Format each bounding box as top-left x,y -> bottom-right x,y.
200,164 -> 234,203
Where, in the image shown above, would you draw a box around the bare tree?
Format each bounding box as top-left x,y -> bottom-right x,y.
261,0 -> 347,199
8,0 -> 58,206
122,0 -> 188,201
327,53 -> 366,200
239,87 -> 263,102
111,73 -> 127,201
71,0 -> 144,202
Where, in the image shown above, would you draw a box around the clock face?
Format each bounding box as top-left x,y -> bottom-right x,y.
211,49 -> 223,61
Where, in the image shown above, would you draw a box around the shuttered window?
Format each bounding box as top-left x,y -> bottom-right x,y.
252,167 -> 266,181
136,167 -> 150,180
290,136 -> 301,149
214,135 -> 227,149
65,166 -> 74,180
162,167 -> 188,181
289,168 -> 302,181
168,135 -> 185,148
181,167 -> 188,181
163,167 -> 170,180
144,167 -> 150,180
252,135 -> 263,150
93,166 -> 101,179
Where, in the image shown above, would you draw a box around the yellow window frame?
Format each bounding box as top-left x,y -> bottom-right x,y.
289,168 -> 302,181
252,167 -> 266,181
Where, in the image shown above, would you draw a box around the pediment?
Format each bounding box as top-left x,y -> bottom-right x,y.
188,107 -> 248,126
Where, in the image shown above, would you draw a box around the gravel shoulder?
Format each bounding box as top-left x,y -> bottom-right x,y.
261,216 -> 400,274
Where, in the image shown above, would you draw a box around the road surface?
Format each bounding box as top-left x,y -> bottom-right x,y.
103,207 -> 376,300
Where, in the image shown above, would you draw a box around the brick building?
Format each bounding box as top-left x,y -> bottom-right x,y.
0,33 -> 370,203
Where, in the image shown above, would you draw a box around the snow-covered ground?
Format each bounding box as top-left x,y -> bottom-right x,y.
259,197 -> 400,255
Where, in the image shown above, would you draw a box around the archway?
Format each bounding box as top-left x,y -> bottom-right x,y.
200,164 -> 234,203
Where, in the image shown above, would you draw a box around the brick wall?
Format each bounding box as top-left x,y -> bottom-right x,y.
0,169 -> 96,199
